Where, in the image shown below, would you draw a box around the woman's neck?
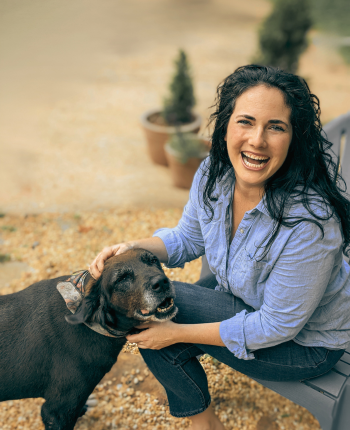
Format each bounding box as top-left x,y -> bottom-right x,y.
234,180 -> 264,210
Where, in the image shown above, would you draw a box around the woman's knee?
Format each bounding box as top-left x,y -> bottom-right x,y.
140,343 -> 203,366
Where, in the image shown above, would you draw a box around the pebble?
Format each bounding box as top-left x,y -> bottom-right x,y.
85,398 -> 98,407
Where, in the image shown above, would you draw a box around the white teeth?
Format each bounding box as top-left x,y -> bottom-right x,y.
242,152 -> 269,161
242,156 -> 268,168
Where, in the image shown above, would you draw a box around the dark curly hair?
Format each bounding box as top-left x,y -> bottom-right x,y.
200,64 -> 350,258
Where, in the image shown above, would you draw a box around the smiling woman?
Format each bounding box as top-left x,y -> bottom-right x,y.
89,65 -> 350,430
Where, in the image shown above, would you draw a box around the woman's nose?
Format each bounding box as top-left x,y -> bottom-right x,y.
249,127 -> 266,148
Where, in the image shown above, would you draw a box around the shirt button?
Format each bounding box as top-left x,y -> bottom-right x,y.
239,228 -> 244,234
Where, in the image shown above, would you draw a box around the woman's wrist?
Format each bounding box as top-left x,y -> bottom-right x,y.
125,237 -> 169,264
172,323 -> 186,344
174,322 -> 225,347
127,240 -> 138,249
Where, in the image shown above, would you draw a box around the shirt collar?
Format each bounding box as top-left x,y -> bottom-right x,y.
224,171 -> 270,218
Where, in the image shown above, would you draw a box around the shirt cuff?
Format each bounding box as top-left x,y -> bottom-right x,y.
219,310 -> 255,360
153,228 -> 185,269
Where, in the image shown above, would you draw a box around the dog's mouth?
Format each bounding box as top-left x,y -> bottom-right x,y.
156,297 -> 174,314
136,297 -> 177,320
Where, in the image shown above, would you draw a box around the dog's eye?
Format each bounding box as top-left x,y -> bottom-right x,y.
117,272 -> 132,283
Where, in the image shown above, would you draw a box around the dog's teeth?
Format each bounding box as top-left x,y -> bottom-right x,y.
156,298 -> 174,313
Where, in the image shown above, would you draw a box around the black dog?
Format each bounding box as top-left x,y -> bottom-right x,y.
0,248 -> 177,430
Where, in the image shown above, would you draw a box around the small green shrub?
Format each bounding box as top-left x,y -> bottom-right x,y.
254,0 -> 312,73
166,132 -> 208,164
0,253 -> 11,263
162,49 -> 196,125
339,46 -> 350,64
1,225 -> 17,232
310,0 -> 350,36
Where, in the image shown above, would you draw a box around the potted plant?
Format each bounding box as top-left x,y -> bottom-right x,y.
140,49 -> 202,166
164,132 -> 210,189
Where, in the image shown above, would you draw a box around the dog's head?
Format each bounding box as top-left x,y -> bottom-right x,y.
65,248 -> 177,336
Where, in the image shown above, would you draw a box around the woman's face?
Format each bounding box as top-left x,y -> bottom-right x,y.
225,85 -> 293,192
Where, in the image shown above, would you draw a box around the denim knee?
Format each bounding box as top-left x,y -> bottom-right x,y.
145,343 -> 203,366
139,344 -> 211,417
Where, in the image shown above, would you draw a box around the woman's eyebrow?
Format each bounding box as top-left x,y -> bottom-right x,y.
236,114 -> 289,127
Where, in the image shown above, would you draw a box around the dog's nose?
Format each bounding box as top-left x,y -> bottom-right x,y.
150,275 -> 169,292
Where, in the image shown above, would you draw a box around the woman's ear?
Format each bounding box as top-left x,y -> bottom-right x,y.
65,299 -> 90,325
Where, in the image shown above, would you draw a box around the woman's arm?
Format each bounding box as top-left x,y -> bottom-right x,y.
126,320 -> 226,350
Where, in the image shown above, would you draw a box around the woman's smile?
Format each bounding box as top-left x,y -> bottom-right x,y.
241,151 -> 271,170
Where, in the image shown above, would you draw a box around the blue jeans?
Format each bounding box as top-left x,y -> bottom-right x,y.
139,275 -> 345,418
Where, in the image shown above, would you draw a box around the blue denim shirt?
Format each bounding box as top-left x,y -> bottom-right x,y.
153,157 -> 350,360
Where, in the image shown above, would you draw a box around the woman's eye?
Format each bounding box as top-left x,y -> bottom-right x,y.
238,120 -> 251,125
270,125 -> 285,132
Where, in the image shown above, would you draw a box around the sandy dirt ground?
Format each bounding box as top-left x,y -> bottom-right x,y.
1,0 -> 349,215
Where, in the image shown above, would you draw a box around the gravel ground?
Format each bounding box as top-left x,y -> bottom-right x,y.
0,209 -> 321,430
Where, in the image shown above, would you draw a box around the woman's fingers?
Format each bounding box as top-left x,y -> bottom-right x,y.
89,256 -> 102,279
88,247 -> 113,279
89,242 -> 135,279
96,246 -> 116,272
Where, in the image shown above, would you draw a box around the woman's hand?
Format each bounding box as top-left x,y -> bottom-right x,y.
127,321 -> 225,349
89,242 -> 135,280
126,320 -> 180,350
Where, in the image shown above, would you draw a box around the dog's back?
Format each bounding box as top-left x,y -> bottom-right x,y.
0,277 -> 124,402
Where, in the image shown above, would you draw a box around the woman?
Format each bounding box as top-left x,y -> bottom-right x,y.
90,65 -> 350,430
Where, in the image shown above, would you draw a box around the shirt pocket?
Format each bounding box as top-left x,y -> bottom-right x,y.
232,247 -> 272,301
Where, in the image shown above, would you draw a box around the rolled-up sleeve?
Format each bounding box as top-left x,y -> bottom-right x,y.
220,219 -> 341,359
153,159 -> 207,268
219,310 -> 255,360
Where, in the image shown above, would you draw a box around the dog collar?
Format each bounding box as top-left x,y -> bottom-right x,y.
57,270 -> 129,339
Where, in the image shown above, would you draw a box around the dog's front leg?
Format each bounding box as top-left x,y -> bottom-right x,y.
41,393 -> 90,430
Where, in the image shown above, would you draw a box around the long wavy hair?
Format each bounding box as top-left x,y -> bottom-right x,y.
200,64 -> 350,258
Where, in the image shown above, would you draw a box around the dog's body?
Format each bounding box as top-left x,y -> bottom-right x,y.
0,249 -> 177,430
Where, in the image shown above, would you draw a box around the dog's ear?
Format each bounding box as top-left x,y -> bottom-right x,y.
65,299 -> 92,325
65,275 -> 102,325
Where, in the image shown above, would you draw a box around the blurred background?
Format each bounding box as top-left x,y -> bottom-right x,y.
1,0 -> 349,214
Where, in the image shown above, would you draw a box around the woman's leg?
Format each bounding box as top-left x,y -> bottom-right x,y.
194,272 -> 217,290
140,280 -> 344,419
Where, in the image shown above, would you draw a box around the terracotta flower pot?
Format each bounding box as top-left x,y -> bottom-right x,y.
164,141 -> 210,189
140,108 -> 202,166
